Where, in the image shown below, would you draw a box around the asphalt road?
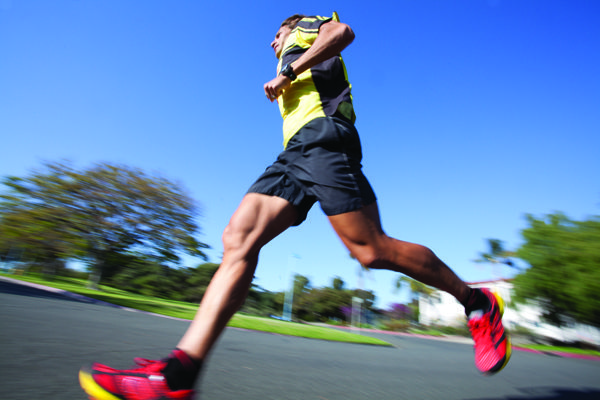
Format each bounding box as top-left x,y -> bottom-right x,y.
1,279 -> 600,400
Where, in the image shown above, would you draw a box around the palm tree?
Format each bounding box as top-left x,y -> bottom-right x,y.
394,276 -> 434,323
474,238 -> 520,278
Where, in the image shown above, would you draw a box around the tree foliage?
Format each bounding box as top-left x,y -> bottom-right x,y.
291,275 -> 376,322
94,259 -> 219,302
0,161 -> 209,281
513,212 -> 600,328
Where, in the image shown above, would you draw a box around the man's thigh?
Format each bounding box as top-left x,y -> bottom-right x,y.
225,193 -> 298,251
326,202 -> 385,251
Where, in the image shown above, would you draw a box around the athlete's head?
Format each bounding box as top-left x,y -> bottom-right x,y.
280,14 -> 305,30
271,14 -> 306,59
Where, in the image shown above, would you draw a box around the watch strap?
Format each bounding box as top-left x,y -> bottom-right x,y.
280,64 -> 297,81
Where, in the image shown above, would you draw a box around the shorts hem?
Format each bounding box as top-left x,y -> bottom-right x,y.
321,197 -> 377,217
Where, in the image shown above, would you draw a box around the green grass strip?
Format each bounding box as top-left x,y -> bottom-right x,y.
1,273 -> 390,346
230,314 -> 391,345
517,344 -> 600,357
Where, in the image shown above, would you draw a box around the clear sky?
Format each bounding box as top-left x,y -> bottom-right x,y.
1,1 -> 599,309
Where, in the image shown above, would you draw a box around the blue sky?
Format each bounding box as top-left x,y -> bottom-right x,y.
1,1 -> 599,308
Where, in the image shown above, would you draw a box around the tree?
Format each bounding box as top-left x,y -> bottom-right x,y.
395,275 -> 434,301
0,161 -> 209,283
475,238 -> 516,266
293,274 -> 311,296
306,287 -> 352,322
291,274 -> 313,320
395,275 -> 434,323
182,262 -> 220,302
350,288 -> 375,310
110,254 -> 185,299
332,276 -> 345,291
294,276 -> 376,323
512,212 -> 600,328
242,283 -> 279,316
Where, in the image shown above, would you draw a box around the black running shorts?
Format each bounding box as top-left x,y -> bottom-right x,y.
248,116 -> 377,226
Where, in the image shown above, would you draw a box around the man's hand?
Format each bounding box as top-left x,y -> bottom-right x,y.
264,75 -> 291,102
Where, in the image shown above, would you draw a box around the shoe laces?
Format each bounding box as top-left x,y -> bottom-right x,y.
133,357 -> 161,366
130,357 -> 167,373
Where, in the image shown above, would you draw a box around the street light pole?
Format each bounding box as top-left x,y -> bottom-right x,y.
282,254 -> 300,321
351,296 -> 364,332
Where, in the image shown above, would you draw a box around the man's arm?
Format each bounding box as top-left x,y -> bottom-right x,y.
264,20 -> 355,101
290,20 -> 354,77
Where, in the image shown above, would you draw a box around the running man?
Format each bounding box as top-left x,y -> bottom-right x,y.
79,13 -> 511,400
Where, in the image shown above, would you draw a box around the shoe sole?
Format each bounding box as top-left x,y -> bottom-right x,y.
79,366 -> 123,400
485,291 -> 512,375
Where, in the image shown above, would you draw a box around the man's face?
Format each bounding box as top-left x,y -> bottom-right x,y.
270,26 -> 291,59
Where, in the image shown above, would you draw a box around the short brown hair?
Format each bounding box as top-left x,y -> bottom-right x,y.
280,14 -> 306,30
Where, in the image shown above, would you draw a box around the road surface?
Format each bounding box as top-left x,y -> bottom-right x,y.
1,279 -> 599,400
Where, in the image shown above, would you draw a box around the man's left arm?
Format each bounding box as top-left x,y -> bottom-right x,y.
264,20 -> 355,101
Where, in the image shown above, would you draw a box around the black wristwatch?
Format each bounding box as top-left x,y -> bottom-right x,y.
280,63 -> 297,81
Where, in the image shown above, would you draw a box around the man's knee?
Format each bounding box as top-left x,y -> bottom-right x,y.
351,241 -> 388,269
221,209 -> 270,259
222,219 -> 253,255
354,251 -> 381,269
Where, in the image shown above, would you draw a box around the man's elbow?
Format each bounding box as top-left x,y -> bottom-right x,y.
340,23 -> 355,45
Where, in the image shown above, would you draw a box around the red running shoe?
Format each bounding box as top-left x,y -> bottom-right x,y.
467,288 -> 512,375
79,358 -> 195,400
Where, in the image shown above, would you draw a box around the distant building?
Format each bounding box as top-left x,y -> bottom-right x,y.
418,279 -> 600,345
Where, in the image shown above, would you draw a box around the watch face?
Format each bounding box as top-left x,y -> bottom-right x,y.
281,64 -> 295,80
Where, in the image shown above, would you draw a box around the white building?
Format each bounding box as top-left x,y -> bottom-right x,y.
418,279 -> 600,345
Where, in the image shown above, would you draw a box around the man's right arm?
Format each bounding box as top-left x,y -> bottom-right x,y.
264,20 -> 354,101
289,20 -> 354,78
